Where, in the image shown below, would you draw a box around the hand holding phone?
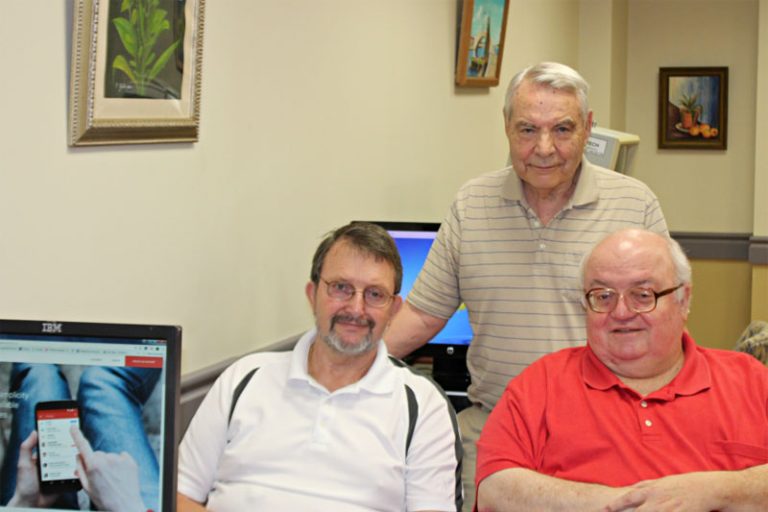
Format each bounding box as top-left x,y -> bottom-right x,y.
34,400 -> 82,494
29,401 -> 146,512
6,431 -> 61,509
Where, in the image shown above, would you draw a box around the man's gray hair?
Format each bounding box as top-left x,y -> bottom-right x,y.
310,221 -> 403,295
578,230 -> 692,303
503,62 -> 590,123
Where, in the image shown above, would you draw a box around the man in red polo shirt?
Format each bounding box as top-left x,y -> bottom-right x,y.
476,229 -> 768,511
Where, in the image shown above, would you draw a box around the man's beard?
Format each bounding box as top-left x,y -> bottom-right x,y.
323,313 -> 376,356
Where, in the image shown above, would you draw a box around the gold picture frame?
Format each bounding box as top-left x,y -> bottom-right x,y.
69,0 -> 205,146
455,0 -> 510,87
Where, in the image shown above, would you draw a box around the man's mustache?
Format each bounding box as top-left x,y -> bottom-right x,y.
331,314 -> 375,330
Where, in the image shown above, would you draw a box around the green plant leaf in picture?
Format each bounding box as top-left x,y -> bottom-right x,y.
112,17 -> 138,59
148,40 -> 181,83
112,55 -> 137,84
679,92 -> 699,112
110,0 -> 182,98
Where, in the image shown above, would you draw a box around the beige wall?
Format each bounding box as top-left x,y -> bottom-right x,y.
756,0 -> 768,237
0,0 -> 581,374
686,260 -> 753,349
751,0 -> 768,323
0,1 -> 762,374
624,0 -> 757,234
578,0 -> 629,129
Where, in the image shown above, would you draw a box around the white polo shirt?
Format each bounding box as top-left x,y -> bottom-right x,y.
178,329 -> 462,511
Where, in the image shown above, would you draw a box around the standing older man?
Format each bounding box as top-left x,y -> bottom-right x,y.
385,62 -> 668,506
178,222 -> 462,511
476,229 -> 768,511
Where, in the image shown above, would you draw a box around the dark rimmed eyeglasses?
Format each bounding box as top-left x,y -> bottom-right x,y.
321,279 -> 394,308
584,284 -> 684,313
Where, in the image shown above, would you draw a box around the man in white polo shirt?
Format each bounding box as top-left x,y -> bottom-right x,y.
178,222 -> 462,511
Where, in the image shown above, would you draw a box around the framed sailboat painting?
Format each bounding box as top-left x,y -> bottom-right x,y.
455,0 -> 510,87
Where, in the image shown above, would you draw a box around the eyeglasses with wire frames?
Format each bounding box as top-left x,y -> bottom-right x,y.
584,284 -> 684,314
321,279 -> 394,308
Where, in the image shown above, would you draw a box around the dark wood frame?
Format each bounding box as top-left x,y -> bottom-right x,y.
455,0 -> 510,87
658,67 -> 728,150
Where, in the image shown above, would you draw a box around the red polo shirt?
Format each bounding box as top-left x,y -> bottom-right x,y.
476,332 -> 768,488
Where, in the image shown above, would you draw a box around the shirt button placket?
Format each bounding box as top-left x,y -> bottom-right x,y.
313,398 -> 331,445
639,400 -> 653,430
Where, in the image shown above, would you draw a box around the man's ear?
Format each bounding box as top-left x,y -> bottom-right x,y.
305,281 -> 317,309
389,295 -> 403,317
680,283 -> 693,320
585,110 -> 594,136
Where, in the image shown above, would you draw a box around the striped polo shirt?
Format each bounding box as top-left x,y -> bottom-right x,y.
407,159 -> 668,408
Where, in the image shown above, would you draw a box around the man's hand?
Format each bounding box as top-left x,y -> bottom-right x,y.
605,472 -> 722,512
70,426 -> 147,512
384,302 -> 447,358
7,430 -> 60,509
177,492 -> 208,511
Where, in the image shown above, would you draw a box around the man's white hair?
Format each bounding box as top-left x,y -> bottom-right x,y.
578,230 -> 692,305
503,62 -> 590,122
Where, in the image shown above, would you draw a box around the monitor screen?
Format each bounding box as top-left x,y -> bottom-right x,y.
364,221 -> 474,349
0,319 -> 181,512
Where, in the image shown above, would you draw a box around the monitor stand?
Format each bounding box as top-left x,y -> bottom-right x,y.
409,344 -> 471,412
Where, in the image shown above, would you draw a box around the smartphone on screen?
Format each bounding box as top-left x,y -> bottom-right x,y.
34,400 -> 82,493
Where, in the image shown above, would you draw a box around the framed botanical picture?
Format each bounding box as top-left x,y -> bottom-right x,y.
658,67 -> 728,150
455,0 -> 510,87
69,0 -> 205,146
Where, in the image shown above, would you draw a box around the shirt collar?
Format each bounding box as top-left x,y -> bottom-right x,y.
501,157 -> 599,207
288,327 -> 395,395
582,331 -> 711,400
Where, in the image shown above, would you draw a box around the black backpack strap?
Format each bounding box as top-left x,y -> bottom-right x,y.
389,355 -> 462,511
228,367 -> 259,425
404,383 -> 418,455
389,355 -> 421,456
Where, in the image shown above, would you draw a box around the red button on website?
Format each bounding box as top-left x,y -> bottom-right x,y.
125,356 -> 163,368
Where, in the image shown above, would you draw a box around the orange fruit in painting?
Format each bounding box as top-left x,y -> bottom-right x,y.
689,125 -> 701,136
710,127 -> 719,137
701,126 -> 712,138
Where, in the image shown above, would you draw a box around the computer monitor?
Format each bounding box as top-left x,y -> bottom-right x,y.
0,319 -> 181,512
584,126 -> 640,174
364,221 -> 473,393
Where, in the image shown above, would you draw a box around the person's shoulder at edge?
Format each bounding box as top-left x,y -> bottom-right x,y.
696,343 -> 768,376
455,166 -> 513,195
215,348 -> 294,384
388,355 -> 448,392
586,160 -> 657,191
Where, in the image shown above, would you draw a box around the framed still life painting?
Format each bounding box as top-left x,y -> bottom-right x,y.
69,0 -> 205,146
455,0 -> 510,87
658,67 -> 728,150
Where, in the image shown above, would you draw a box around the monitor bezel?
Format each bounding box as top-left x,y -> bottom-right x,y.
362,220 -> 442,234
0,318 -> 181,512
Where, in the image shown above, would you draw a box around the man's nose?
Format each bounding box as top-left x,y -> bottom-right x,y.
535,131 -> 555,155
347,291 -> 366,313
610,294 -> 637,319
